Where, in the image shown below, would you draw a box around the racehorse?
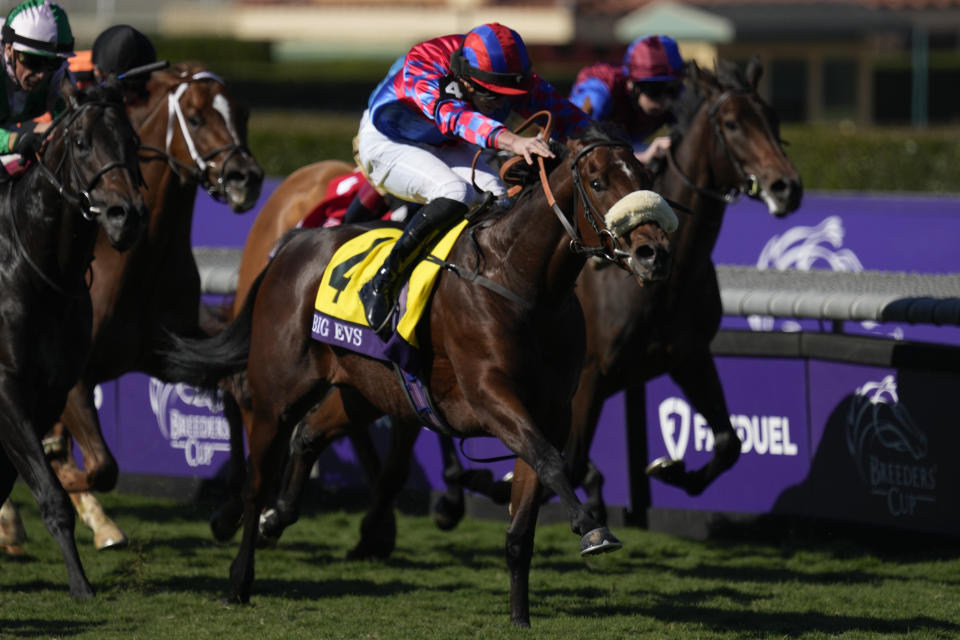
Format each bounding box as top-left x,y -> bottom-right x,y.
0,78 -> 146,599
1,62 -> 264,551
159,123 -> 675,626
434,58 -> 803,526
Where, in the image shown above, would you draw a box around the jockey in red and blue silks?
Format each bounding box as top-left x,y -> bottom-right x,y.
569,34 -> 685,165
355,22 -> 592,338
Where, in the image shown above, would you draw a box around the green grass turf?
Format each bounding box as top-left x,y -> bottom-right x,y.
1,483 -> 959,639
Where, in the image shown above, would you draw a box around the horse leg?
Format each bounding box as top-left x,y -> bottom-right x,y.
348,417 -> 420,561
228,403 -> 291,604
564,364 -> 609,525
504,458 -> 543,627
650,348 -> 741,495
210,386 -> 247,542
0,497 -> 26,554
0,406 -> 93,599
53,381 -> 118,492
260,387 -> 381,545
432,433 -> 465,531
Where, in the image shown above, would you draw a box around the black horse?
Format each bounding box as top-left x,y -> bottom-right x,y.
0,78 -> 145,598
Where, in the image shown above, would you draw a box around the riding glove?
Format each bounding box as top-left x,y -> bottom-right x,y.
11,131 -> 43,158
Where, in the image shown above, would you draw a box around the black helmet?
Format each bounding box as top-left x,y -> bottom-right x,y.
91,24 -> 155,77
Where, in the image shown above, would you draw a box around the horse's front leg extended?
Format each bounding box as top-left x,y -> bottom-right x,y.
474,381 -> 621,555
653,347 -> 740,496
0,403 -> 93,599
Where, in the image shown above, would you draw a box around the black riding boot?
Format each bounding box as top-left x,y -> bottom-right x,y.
359,196 -> 468,339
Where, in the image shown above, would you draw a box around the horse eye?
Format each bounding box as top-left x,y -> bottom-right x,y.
590,178 -> 606,191
75,134 -> 87,149
188,114 -> 204,127
724,120 -> 739,133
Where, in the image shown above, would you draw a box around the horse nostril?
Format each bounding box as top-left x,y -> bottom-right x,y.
769,179 -> 787,196
105,205 -> 127,221
634,244 -> 656,264
225,170 -> 247,187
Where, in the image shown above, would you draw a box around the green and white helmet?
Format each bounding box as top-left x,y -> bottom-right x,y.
2,0 -> 74,58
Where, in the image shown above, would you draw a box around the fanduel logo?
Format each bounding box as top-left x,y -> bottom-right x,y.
148,378 -> 231,468
658,397 -> 798,459
846,375 -> 935,517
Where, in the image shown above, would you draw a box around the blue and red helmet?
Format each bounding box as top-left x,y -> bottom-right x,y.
450,23 -> 533,95
622,35 -> 684,83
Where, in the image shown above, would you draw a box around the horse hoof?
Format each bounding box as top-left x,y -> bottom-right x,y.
432,495 -> 464,531
580,527 -> 623,556
210,516 -> 240,543
0,500 -> 26,545
0,543 -> 25,556
645,456 -> 686,484
94,524 -> 128,551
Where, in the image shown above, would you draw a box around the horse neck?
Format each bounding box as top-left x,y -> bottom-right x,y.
13,167 -> 99,290
659,106 -> 730,276
485,169 -> 584,305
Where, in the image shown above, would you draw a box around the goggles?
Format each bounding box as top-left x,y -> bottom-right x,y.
16,50 -> 62,73
636,81 -> 683,100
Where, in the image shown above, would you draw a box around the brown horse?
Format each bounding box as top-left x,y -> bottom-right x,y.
0,79 -> 145,598
433,59 -> 804,525
2,63 -> 263,551
231,159 -> 352,316
159,124 -> 675,625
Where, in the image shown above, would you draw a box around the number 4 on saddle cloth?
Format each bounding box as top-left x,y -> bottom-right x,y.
311,220 -> 469,433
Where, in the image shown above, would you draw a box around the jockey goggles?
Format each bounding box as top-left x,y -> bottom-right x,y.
15,49 -> 61,72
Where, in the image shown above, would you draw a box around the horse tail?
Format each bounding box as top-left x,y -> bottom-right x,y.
158,267 -> 268,389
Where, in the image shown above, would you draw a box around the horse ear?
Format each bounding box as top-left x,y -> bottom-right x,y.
61,74 -> 79,109
745,55 -> 763,89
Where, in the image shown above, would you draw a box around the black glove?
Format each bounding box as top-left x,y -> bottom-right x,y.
12,130 -> 43,157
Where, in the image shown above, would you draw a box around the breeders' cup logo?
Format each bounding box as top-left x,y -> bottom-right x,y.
846,375 -> 935,517
149,378 -> 231,468
752,216 -> 870,332
658,397 -> 798,459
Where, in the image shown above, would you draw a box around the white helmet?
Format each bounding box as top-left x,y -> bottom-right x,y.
2,0 -> 74,58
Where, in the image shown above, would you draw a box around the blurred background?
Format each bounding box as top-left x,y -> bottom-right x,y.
34,0 -> 960,191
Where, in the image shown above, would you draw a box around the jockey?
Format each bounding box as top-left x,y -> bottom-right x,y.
0,0 -> 74,160
569,34 -> 685,164
91,25 -> 156,105
356,22 -> 592,338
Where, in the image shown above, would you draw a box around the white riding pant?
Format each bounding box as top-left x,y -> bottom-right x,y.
356,109 -> 505,208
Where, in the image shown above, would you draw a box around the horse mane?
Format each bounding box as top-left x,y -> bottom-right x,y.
671,59 -> 752,142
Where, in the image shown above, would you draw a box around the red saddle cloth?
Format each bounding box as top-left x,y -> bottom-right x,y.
298,169 -> 391,229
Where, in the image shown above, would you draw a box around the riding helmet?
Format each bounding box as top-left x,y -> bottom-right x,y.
622,35 -> 684,83
450,23 -> 533,95
2,0 -> 74,58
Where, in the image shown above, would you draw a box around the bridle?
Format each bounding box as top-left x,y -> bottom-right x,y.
8,97 -> 139,295
482,111 -> 639,270
139,70 -> 254,202
667,89 -> 764,204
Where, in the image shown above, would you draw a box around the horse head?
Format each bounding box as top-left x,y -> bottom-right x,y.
134,62 -> 264,212
50,78 -> 146,250
563,124 -> 675,283
676,58 -> 802,217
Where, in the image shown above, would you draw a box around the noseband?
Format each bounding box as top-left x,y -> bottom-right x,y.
667,89 -> 764,204
141,71 -> 254,202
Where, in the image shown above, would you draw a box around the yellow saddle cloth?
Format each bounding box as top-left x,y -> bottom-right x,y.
314,220 -> 468,348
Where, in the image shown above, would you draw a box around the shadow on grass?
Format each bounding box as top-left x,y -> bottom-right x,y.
562,598 -> 960,637
0,617 -> 101,638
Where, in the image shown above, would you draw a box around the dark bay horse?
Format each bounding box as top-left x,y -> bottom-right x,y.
1,63 -> 264,551
0,79 -> 146,598
160,124 -> 675,626
434,59 -> 803,525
